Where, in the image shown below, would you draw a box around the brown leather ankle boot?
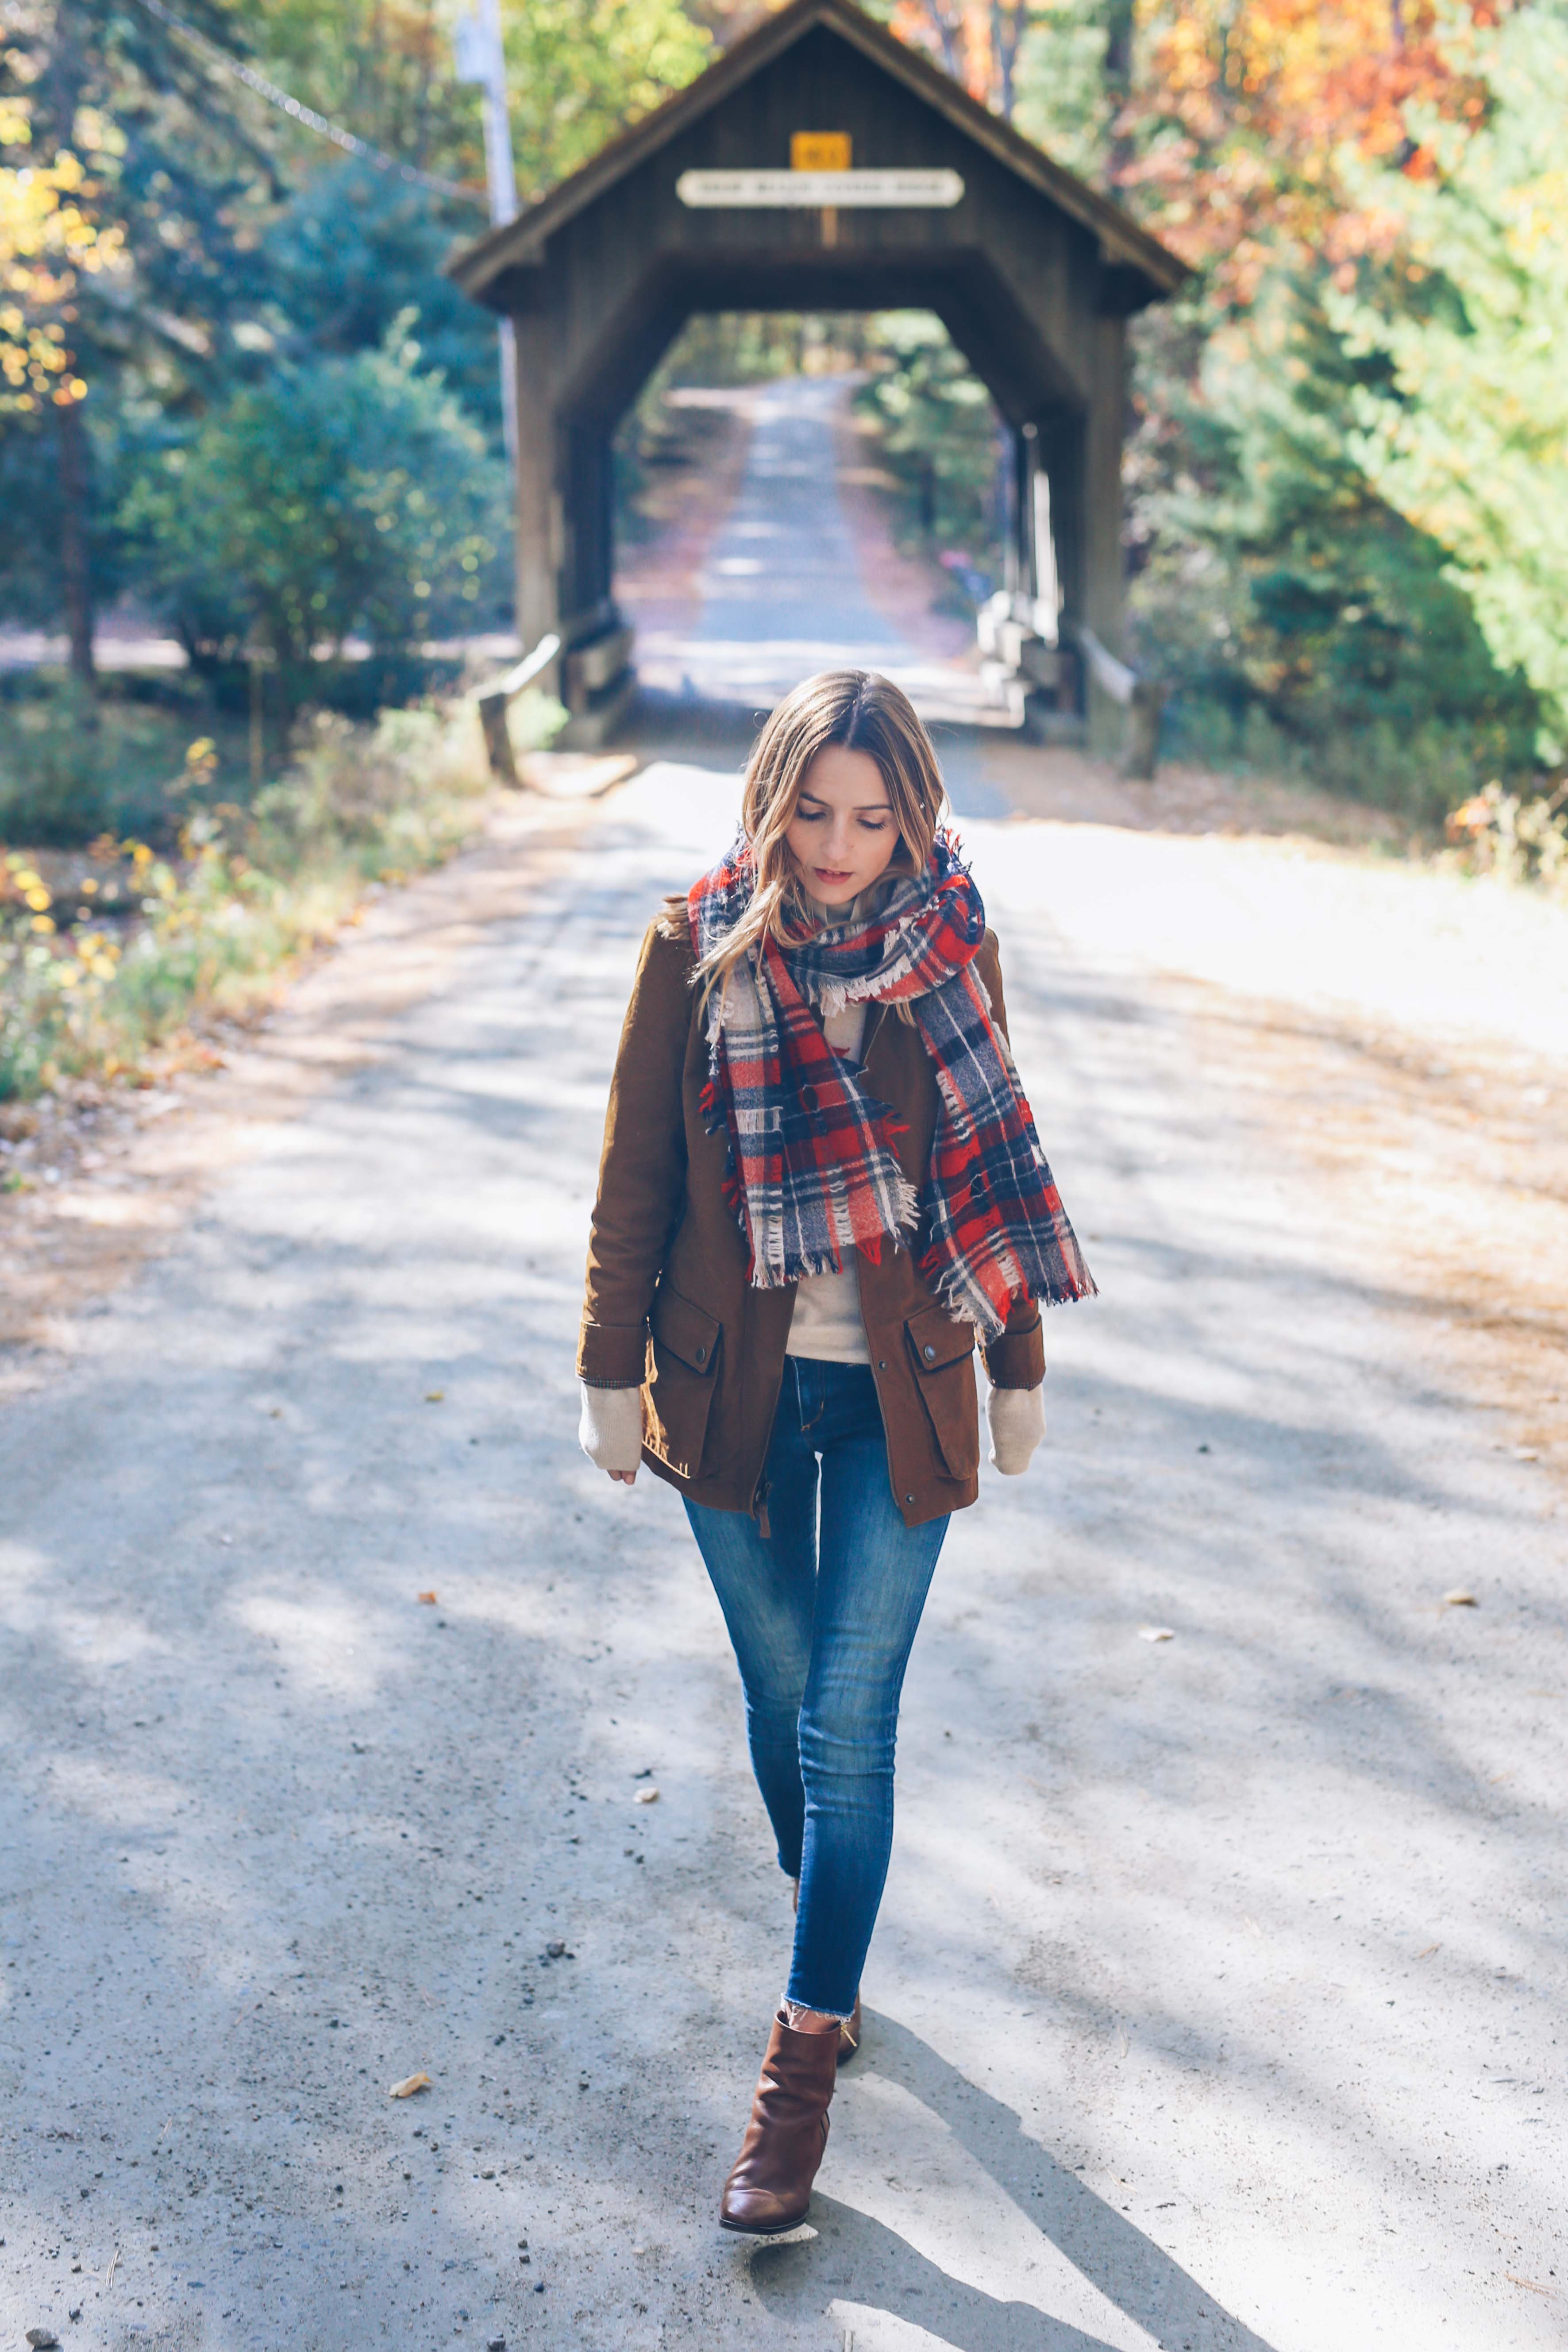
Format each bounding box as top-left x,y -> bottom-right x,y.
719,2010 -> 839,2235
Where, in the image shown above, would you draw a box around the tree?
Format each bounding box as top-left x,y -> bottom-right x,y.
0,93 -> 131,678
886,0 -> 1030,120
125,326 -> 509,693
1330,1 -> 1568,759
1115,0 -> 1487,304
0,0 -> 276,676
499,0 -> 713,194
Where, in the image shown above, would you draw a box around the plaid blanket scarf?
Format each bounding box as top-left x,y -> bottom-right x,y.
688,829 -> 1095,1337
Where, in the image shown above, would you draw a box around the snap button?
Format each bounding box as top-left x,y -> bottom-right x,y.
878,1359 -> 887,1371
694,1345 -> 706,1363
905,1492 -> 915,1504
923,1343 -> 936,1361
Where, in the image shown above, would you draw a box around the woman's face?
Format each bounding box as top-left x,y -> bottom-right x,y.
785,744 -> 899,907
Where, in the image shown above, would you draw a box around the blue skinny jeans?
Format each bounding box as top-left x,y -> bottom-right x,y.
684,1357 -> 949,2018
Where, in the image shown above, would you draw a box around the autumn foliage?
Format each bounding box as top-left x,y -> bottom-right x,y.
1120,0 -> 1495,299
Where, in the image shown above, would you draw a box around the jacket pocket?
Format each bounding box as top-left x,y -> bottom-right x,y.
645,1283 -> 722,1480
905,1304 -> 979,1481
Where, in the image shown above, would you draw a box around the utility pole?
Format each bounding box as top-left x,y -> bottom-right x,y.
454,0 -> 519,485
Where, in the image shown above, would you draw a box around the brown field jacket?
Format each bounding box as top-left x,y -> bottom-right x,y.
577,916 -> 1046,1528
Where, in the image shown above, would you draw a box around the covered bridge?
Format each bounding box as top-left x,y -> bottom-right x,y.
447,0 -> 1187,743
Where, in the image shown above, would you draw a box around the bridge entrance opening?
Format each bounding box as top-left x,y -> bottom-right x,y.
613,310 -> 1021,729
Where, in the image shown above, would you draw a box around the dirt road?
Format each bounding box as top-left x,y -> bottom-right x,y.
629,378 -> 1009,730
3,756 -> 1565,2352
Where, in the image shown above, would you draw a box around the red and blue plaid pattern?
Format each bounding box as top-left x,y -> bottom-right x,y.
690,831 -> 1095,1335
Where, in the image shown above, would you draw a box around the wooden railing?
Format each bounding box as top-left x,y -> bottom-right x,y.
1064,619 -> 1166,781
474,632 -> 562,785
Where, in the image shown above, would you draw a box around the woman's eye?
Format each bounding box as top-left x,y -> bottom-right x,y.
859,818 -> 889,833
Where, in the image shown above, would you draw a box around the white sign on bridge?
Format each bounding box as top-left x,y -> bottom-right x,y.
676,168 -> 964,208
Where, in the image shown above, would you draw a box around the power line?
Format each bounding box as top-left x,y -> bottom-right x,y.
131,0 -> 486,206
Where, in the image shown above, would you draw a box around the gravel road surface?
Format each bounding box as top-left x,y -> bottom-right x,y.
3,761 -> 1564,2352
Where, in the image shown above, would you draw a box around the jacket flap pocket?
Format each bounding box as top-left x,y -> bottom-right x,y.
905,1305 -> 975,1374
651,1284 -> 720,1375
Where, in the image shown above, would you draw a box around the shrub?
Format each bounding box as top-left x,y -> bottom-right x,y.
1445,782 -> 1568,902
0,700 -> 500,1101
124,326 -> 510,695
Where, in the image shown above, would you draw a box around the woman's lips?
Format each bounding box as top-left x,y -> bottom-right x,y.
814,868 -> 853,884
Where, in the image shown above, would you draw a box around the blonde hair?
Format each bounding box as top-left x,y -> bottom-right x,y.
681,669 -> 947,999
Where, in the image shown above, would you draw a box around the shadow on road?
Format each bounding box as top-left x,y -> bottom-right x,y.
748,2013 -> 1280,2350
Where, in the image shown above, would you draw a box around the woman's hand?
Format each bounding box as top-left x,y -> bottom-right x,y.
578,1382 -> 645,1481
986,1381 -> 1046,1475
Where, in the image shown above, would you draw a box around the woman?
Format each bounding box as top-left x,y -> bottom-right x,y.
577,669 -> 1094,2236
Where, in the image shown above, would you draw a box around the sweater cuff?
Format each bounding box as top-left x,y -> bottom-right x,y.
577,1317 -> 649,1388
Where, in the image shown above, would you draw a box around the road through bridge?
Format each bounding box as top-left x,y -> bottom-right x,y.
3,747 -> 1564,2349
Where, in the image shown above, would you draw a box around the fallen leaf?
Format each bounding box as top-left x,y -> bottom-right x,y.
633,1787 -> 660,1804
424,1390 -> 444,1403
1137,1625 -> 1175,1643
1443,1590 -> 1478,1608
416,1591 -> 438,1606
1511,1448 -> 1539,1462
388,2071 -> 431,2099
1415,1943 -> 1440,1959
1506,2275 -> 1555,2297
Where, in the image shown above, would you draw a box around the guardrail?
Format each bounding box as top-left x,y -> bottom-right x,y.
474,632 -> 561,785
1064,619 -> 1165,781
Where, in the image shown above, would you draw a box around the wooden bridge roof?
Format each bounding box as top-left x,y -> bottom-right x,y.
448,0 -> 1189,308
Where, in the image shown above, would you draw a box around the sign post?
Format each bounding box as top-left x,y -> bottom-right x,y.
791,129 -> 851,246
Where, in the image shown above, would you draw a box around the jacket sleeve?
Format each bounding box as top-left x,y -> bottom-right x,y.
577,919 -> 694,1387
975,930 -> 1047,1392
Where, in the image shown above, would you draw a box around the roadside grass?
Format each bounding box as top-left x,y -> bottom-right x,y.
0,677 -> 256,848
0,693 -> 562,1108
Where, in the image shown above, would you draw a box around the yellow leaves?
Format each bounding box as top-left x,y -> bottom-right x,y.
388,2071 -> 431,2098
0,103 -> 128,411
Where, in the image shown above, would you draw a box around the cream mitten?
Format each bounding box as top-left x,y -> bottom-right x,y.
578,1381 -> 644,1474
986,1382 -> 1046,1475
